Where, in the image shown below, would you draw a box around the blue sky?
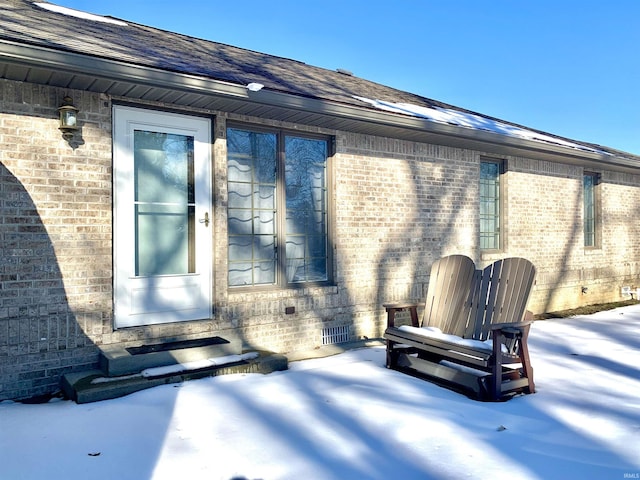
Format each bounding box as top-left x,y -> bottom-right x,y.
54,0 -> 640,155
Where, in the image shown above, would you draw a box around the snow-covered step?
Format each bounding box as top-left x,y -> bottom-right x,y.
62,351 -> 288,404
99,335 -> 242,376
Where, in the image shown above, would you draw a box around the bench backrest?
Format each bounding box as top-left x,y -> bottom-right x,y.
423,255 -> 536,340
422,255 -> 477,336
467,257 -> 536,340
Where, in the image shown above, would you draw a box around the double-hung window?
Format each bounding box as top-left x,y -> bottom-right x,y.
227,126 -> 331,287
480,160 -> 503,250
583,172 -> 600,248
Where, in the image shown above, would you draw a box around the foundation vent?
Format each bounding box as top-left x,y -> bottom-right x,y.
321,325 -> 352,346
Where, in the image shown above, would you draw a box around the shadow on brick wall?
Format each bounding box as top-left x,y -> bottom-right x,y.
0,162 -> 96,402
372,154 -> 474,326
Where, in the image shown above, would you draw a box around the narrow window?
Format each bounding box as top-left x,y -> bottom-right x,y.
583,172 -> 599,247
284,136 -> 328,283
227,129 -> 277,286
227,126 -> 330,287
480,160 -> 503,250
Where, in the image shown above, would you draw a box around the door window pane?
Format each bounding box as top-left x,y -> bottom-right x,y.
134,130 -> 194,275
135,204 -> 194,275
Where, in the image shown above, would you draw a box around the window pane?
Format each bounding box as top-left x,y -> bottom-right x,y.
227,154 -> 252,182
227,129 -> 276,183
308,235 -> 327,258
286,210 -> 307,235
310,212 -> 326,235
227,128 -> 329,287
228,235 -> 252,261
228,262 -> 252,286
255,185 -> 275,209
254,261 -> 276,284
228,209 -> 253,236
135,204 -> 193,275
255,211 -> 275,235
228,182 -> 252,209
480,161 -> 501,250
286,237 -> 305,259
135,131 -> 193,204
584,174 -> 597,247
285,136 -> 328,283
309,258 -> 328,281
227,128 -> 278,286
134,130 -> 195,276
254,235 -> 276,260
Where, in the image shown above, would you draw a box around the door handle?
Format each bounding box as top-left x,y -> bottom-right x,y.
200,212 -> 209,227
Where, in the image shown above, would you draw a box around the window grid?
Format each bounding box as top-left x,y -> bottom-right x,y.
480,161 -> 502,250
284,136 -> 328,284
227,130 -> 277,286
583,173 -> 598,247
227,127 -> 330,288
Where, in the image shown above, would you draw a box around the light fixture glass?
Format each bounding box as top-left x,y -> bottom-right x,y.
246,82 -> 264,92
58,96 -> 79,140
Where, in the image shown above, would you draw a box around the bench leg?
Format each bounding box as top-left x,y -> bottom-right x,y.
490,332 -> 504,401
386,339 -> 397,369
518,334 -> 535,394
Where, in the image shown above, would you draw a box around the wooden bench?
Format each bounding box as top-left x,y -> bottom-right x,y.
384,255 -> 537,401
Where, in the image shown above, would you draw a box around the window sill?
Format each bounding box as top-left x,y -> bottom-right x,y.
480,249 -> 505,261
228,283 -> 338,300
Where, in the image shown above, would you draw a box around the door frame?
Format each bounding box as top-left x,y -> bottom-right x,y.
112,105 -> 213,328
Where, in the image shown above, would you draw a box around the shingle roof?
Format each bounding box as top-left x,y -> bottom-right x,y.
1,0 -> 444,108
1,0 -> 639,165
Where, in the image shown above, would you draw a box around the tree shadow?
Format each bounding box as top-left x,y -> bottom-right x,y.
0,159 -> 181,477
0,162 -> 93,400
368,143 -> 477,331
182,345 -> 639,479
530,316 -> 640,390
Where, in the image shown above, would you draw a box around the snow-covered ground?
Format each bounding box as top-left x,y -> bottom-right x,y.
2,305 -> 640,480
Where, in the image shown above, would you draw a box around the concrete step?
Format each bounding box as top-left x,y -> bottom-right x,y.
99,335 -> 242,376
62,351 -> 288,404
61,337 -> 383,404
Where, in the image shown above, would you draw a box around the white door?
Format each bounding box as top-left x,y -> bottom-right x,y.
113,106 -> 212,328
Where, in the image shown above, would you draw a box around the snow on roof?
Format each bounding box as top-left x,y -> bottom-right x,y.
33,2 -> 128,26
354,96 -> 609,155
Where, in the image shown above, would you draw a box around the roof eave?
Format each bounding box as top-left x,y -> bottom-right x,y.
252,89 -> 638,171
1,39 -> 639,173
0,39 -> 247,98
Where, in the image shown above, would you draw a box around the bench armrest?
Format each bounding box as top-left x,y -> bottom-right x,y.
491,318 -> 533,342
383,302 -> 419,328
383,302 -> 419,309
490,310 -> 534,332
489,320 -> 533,331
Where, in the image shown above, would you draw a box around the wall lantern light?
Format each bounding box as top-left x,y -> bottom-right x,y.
57,96 -> 79,140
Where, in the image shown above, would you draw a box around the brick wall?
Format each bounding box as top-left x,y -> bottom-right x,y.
0,81 -> 112,399
493,157 -> 640,312
2,78 -> 640,400
333,134 -> 478,328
